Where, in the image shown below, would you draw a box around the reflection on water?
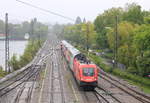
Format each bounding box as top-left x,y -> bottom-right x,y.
0,40 -> 28,70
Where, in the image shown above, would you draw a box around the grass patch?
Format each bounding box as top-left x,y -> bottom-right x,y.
103,52 -> 113,59
126,79 -> 150,94
94,49 -> 103,53
0,69 -> 7,78
112,69 -> 150,93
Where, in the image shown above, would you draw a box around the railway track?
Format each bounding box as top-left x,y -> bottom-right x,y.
13,66 -> 40,103
0,65 -> 41,97
0,38 -> 50,103
50,59 -> 54,103
81,91 -> 100,103
98,72 -> 150,103
57,49 -> 66,103
93,91 -> 103,103
49,37 -> 66,103
94,86 -> 122,103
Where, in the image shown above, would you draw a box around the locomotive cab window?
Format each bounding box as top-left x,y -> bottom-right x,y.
83,68 -> 94,76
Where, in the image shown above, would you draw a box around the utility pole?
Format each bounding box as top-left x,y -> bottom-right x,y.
5,13 -> 10,72
31,20 -> 34,41
114,15 -> 118,68
86,22 -> 89,52
38,33 -> 41,47
38,24 -> 41,47
30,18 -> 37,43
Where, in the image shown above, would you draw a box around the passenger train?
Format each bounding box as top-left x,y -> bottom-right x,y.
61,40 -> 99,89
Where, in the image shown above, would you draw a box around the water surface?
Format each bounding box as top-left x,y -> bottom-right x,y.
0,40 -> 28,70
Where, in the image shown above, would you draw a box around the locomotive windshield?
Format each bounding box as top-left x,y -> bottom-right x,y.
83,68 -> 94,76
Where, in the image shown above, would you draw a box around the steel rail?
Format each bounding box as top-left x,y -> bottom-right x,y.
13,66 -> 42,103
0,40 -> 48,86
0,65 -> 41,97
0,65 -> 35,92
94,90 -> 109,103
50,58 -> 54,103
101,72 -> 150,100
57,49 -> 66,103
13,83 -> 26,103
26,69 -> 41,103
99,74 -> 150,103
93,92 -> 102,103
97,86 -> 122,103
0,64 -> 32,85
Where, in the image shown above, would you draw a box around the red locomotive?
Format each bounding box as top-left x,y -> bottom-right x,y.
61,40 -> 98,89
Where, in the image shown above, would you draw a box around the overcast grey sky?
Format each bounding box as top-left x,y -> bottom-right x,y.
0,0 -> 149,24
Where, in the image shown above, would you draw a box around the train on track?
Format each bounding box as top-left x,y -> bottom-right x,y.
61,40 -> 99,90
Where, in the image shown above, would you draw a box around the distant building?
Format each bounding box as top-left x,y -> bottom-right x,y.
0,34 -> 5,40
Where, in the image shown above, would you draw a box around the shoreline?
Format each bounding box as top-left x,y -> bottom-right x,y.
0,39 -> 28,41
0,40 -> 28,70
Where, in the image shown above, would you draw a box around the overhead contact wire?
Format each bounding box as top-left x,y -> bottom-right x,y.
16,0 -> 75,22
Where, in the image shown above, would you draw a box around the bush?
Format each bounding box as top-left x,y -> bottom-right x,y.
9,40 -> 42,71
0,68 -> 7,77
9,54 -> 20,71
112,69 -> 150,87
127,66 -> 138,74
89,53 -> 150,89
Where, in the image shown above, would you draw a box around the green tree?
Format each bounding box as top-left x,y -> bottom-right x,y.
51,23 -> 66,39
75,16 -> 82,24
0,20 -> 5,33
63,22 -> 97,49
134,24 -> 150,76
144,16 -> 150,24
81,22 -> 97,49
123,3 -> 144,24
9,40 -> 42,71
9,54 -> 20,70
63,24 -> 84,45
107,21 -> 138,67
0,19 -> 49,40
94,7 -> 123,48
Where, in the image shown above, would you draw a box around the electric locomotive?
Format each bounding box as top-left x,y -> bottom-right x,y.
61,40 -> 98,89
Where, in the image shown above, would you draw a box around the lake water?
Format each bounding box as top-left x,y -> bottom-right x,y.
0,41 -> 28,70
